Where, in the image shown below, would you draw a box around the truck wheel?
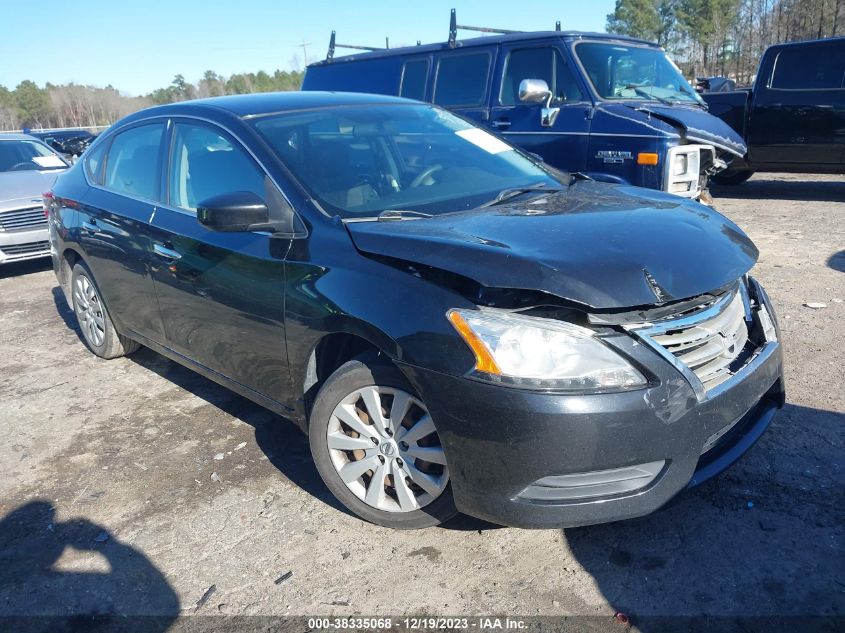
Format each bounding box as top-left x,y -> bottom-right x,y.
308,353 -> 458,529
70,261 -> 140,359
712,169 -> 754,186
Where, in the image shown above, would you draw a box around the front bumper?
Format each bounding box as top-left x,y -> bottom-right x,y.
0,227 -> 50,264
400,291 -> 784,529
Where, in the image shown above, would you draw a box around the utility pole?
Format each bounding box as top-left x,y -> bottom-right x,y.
298,40 -> 312,66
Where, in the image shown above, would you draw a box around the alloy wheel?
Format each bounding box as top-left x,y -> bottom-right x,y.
326,386 -> 449,513
73,275 -> 106,347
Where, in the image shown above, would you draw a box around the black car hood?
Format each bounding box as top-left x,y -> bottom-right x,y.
346,181 -> 758,310
627,103 -> 747,157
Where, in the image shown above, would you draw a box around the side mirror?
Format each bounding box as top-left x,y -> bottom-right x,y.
197,191 -> 270,232
518,78 -> 552,104
518,78 -> 561,128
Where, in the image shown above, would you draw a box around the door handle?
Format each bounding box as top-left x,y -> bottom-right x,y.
491,119 -> 511,129
153,243 -> 182,261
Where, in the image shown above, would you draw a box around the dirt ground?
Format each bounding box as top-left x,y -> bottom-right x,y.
0,173 -> 843,631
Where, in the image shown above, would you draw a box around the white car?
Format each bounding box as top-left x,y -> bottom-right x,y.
0,133 -> 69,264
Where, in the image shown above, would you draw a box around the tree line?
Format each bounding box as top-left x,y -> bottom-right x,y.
0,69 -> 304,131
607,0 -> 844,84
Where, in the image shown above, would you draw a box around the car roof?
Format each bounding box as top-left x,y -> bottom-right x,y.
0,133 -> 45,141
308,30 -> 659,67
129,91 -> 416,120
766,34 -> 845,49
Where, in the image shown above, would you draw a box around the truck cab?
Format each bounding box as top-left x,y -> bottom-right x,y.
302,10 -> 747,200
704,37 -> 845,184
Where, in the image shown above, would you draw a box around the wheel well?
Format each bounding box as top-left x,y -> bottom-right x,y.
303,333 -> 381,419
59,249 -> 81,302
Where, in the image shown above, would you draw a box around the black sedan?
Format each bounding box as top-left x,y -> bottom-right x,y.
47,92 -> 784,529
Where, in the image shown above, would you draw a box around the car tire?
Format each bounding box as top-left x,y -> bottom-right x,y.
712,169 -> 754,186
70,261 -> 140,359
308,353 -> 458,529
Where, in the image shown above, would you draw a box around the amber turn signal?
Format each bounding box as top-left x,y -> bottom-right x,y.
447,310 -> 502,375
637,152 -> 659,165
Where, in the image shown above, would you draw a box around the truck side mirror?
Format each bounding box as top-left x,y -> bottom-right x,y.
518,79 -> 560,128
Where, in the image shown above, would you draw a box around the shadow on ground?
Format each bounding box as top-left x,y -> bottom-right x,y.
51,284 -> 498,532
828,250 -> 845,273
0,501 -> 178,632
0,258 -> 52,280
712,178 -> 845,203
565,402 -> 844,631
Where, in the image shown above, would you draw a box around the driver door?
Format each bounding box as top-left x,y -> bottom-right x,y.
490,44 -> 592,171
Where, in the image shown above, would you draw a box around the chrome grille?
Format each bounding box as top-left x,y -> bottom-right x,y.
0,240 -> 50,260
0,206 -> 47,232
650,291 -> 750,390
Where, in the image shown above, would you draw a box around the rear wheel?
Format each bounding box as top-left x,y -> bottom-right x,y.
70,261 -> 139,359
309,354 -> 457,528
712,169 -> 753,186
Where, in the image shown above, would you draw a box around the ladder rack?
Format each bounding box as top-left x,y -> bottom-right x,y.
324,8 -> 562,61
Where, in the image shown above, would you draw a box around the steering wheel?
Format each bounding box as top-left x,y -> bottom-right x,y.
410,164 -> 443,188
10,162 -> 34,171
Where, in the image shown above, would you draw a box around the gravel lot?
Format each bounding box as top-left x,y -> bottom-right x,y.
1,173 -> 843,631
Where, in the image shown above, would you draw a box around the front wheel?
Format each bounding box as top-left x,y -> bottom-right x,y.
308,354 -> 457,529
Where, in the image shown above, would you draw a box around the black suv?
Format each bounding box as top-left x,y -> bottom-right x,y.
48,92 -> 784,529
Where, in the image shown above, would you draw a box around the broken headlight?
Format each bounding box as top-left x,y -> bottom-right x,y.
447,308 -> 646,391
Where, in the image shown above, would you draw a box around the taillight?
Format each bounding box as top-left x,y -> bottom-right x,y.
43,191 -> 54,218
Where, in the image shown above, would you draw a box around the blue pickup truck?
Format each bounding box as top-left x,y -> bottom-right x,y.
302,10 -> 747,200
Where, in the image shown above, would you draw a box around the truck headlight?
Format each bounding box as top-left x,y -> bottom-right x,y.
665,145 -> 708,197
447,308 -> 646,391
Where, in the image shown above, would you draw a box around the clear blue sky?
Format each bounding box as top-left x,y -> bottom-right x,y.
2,0 -> 616,96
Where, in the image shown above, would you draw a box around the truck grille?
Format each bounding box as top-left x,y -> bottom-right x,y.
0,241 -> 50,260
0,206 -> 47,232
651,291 -> 749,390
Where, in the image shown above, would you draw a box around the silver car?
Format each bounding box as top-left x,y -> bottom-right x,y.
0,133 -> 69,264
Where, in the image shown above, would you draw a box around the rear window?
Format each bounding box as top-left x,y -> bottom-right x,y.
400,59 -> 429,101
84,141 -> 108,185
771,44 -> 845,90
103,123 -> 164,201
434,52 -> 490,107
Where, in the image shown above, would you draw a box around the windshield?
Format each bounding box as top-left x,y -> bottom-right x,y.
251,104 -> 564,217
0,139 -> 68,172
575,42 -> 703,104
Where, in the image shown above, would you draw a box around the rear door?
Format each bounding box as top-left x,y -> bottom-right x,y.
78,121 -> 167,342
749,41 -> 845,166
432,49 -> 495,126
147,118 -> 292,403
489,43 -> 592,170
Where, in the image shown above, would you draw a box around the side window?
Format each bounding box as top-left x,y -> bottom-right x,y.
168,122 -> 266,212
434,52 -> 490,107
501,48 -> 583,105
771,44 -> 845,90
84,140 -> 108,185
103,124 -> 165,200
400,59 -> 429,101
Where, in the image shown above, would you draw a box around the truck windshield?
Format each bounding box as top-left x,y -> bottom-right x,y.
575,42 -> 703,105
251,104 -> 563,218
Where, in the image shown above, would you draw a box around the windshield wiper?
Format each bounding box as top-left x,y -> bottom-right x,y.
376,209 -> 433,221
626,85 -> 675,106
476,183 -> 564,209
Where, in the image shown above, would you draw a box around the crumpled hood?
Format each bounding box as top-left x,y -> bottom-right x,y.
626,103 -> 747,157
346,181 -> 758,310
0,169 -> 65,209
